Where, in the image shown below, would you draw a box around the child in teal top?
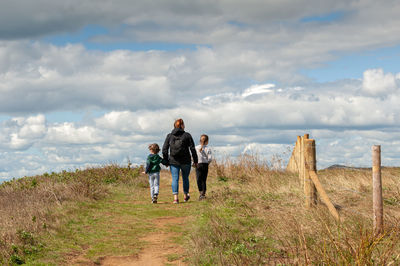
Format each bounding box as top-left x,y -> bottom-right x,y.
145,143 -> 164,203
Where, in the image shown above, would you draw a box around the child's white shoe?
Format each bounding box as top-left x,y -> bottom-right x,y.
152,194 -> 158,204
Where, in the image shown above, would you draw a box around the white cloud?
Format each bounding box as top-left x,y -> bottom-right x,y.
1,72 -> 399,178
242,84 -> 275,98
46,123 -> 103,144
19,115 -> 47,138
2,2 -> 400,178
362,68 -> 398,96
2,2 -> 400,110
0,1 -> 353,40
0,114 -> 46,150
0,42 -> 176,113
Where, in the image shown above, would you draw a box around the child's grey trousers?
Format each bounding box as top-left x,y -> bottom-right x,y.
148,172 -> 160,198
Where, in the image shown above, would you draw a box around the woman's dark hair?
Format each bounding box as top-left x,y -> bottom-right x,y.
148,143 -> 160,153
174,118 -> 185,129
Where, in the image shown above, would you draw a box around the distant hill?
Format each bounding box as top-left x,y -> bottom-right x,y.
324,164 -> 399,170
325,164 -> 371,170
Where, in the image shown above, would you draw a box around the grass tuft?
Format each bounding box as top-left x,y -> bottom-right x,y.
0,164 -> 145,264
188,155 -> 400,265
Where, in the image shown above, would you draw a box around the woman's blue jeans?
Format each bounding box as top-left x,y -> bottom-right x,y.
170,164 -> 191,195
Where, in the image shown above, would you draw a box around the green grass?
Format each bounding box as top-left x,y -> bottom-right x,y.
22,171 -> 209,265
185,158 -> 400,265
27,186 -> 160,264
167,253 -> 183,262
4,158 -> 400,265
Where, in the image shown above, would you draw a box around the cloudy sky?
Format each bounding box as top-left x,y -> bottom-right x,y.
1,0 -> 400,179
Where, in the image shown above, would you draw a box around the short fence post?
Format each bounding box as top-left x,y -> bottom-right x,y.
372,145 -> 383,235
304,138 -> 317,208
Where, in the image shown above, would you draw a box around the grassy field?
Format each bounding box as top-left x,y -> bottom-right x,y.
190,156 -> 400,265
1,156 -> 400,265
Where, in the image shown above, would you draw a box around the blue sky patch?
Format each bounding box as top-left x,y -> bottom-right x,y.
300,45 -> 400,82
43,24 -> 200,52
301,11 -> 346,23
228,20 -> 248,28
83,42 -> 199,52
0,115 -> 10,122
45,110 -> 106,123
43,24 -> 108,45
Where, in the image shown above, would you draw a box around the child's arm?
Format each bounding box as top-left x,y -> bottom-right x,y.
206,147 -> 213,163
157,154 -> 168,166
145,157 -> 151,174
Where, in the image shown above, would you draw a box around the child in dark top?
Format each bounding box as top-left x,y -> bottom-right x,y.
195,134 -> 212,200
145,143 -> 163,203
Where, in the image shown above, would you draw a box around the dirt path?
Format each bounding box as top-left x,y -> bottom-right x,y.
95,172 -> 192,266
64,171 -> 196,266
100,216 -> 186,266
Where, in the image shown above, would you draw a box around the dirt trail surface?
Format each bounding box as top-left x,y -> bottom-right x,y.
66,171 -> 193,266
100,216 -> 186,266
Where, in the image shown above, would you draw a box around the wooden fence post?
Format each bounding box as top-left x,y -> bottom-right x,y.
286,134 -> 340,220
304,138 -> 317,208
296,136 -> 301,181
286,137 -> 300,173
309,171 -> 340,220
372,145 -> 383,235
300,134 -> 309,187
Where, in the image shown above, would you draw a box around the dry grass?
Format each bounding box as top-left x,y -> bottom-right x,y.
2,155 -> 399,265
189,155 -> 400,265
0,164 -> 146,265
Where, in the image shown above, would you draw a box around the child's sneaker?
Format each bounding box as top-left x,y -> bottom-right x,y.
152,195 -> 158,204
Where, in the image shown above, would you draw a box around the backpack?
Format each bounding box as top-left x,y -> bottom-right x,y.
169,134 -> 185,157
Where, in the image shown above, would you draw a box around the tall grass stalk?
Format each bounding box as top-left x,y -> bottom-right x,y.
0,164 -> 145,264
189,154 -> 400,265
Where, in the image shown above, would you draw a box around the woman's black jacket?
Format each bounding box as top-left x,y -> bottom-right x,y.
162,128 -> 198,166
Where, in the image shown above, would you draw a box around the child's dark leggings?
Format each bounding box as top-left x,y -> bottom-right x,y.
196,163 -> 209,194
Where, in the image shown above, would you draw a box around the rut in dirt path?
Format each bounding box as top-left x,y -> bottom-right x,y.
100,216 -> 186,266
66,172 -> 197,266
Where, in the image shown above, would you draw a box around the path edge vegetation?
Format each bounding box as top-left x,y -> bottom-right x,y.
1,155 -> 400,265
0,164 -> 146,265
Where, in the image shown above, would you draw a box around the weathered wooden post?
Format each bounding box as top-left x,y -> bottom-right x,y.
286,134 -> 340,219
296,136 -> 301,181
286,136 -> 300,173
300,134 -> 309,187
372,145 -> 383,235
304,138 -> 317,208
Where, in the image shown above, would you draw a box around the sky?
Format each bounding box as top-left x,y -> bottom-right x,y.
1,0 -> 400,179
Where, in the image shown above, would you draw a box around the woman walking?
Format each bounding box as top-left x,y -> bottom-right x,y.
162,119 -> 198,204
